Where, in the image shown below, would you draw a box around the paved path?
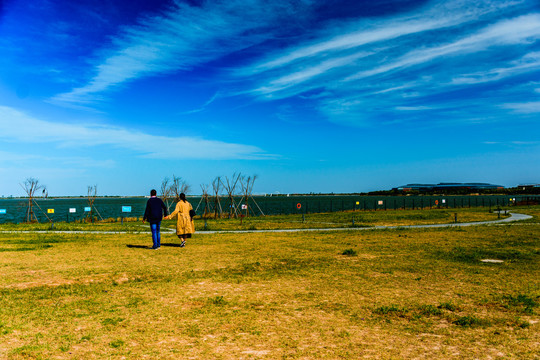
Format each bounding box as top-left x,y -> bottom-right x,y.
0,212 -> 533,235
197,212 -> 533,234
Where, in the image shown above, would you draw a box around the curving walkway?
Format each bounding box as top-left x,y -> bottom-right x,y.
0,212 -> 532,235
197,212 -> 533,234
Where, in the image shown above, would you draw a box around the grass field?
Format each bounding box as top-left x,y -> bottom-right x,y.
0,207 -> 514,232
0,207 -> 538,359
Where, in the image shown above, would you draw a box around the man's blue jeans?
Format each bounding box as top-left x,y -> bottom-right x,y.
150,222 -> 161,249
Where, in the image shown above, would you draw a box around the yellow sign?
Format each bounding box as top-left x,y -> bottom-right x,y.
356,201 -> 360,205
47,209 -> 55,214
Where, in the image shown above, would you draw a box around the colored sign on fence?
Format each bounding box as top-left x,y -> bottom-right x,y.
47,209 -> 55,214
378,200 -> 383,205
122,206 -> 132,213
84,207 -> 91,212
0,209 -> 6,214
69,208 -> 76,213
241,204 -> 247,210
356,201 -> 360,205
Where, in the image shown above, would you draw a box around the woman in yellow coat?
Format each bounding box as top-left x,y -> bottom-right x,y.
164,193 -> 195,247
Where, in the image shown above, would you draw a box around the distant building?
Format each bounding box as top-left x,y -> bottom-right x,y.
518,184 -> 540,190
394,182 -> 504,192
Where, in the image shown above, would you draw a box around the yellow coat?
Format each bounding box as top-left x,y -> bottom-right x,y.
167,200 -> 195,236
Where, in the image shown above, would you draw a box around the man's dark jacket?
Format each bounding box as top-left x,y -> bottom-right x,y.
143,197 -> 168,224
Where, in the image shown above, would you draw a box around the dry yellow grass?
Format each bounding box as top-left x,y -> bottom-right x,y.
0,208 -> 538,359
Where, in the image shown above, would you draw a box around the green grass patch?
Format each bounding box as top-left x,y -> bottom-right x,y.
453,315 -> 489,327
435,247 -> 537,264
109,339 -> 125,348
501,294 -> 539,314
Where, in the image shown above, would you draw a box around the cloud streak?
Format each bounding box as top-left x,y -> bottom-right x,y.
0,106 -> 268,160
48,0 -> 540,130
344,14 -> 540,82
51,0 -> 312,105
230,0 -> 540,127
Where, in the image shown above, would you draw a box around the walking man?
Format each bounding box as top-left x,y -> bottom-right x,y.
143,189 -> 168,249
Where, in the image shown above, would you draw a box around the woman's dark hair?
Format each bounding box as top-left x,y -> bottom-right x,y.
180,193 -> 186,202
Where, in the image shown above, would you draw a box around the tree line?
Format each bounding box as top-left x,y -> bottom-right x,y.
18,173 -> 261,223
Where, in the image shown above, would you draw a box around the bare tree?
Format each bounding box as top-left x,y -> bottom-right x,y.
20,177 -> 48,223
211,176 -> 223,218
239,175 -> 264,217
196,184 -> 211,217
160,177 -> 173,212
223,172 -> 242,218
169,175 -> 190,201
87,185 -> 103,222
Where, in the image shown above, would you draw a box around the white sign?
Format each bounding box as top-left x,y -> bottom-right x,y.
442,199 -> 446,204
378,200 -> 383,205
241,204 -> 248,210
0,209 -> 6,214
69,208 -> 76,213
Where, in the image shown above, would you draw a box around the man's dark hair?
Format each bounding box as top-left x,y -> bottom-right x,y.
150,189 -> 157,196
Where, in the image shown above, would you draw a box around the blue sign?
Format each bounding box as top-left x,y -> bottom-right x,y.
84,207 -> 91,212
122,206 -> 132,213
0,209 -> 6,214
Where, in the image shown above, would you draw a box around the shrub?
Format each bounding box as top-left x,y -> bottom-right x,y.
208,296 -> 227,305
342,248 -> 357,256
503,294 -> 538,314
453,315 -> 486,327
438,302 -> 457,312
419,305 -> 443,316
109,340 -> 124,348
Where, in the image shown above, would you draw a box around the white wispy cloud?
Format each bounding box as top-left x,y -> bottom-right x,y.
483,141 -> 539,146
344,14 -> 540,82
249,51 -> 373,97
180,92 -> 220,115
0,106 -> 268,159
51,0 -> 312,105
238,0 -> 530,98
501,101 -> 540,113
245,0 -> 521,74
451,52 -> 540,84
227,0 -> 539,127
47,0 -> 540,129
0,150 -> 115,168
395,106 -> 433,111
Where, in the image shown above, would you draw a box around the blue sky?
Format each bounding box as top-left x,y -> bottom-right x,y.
0,0 -> 539,196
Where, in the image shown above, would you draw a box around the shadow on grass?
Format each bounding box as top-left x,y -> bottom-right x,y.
126,243 -> 182,249
126,245 -> 151,249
